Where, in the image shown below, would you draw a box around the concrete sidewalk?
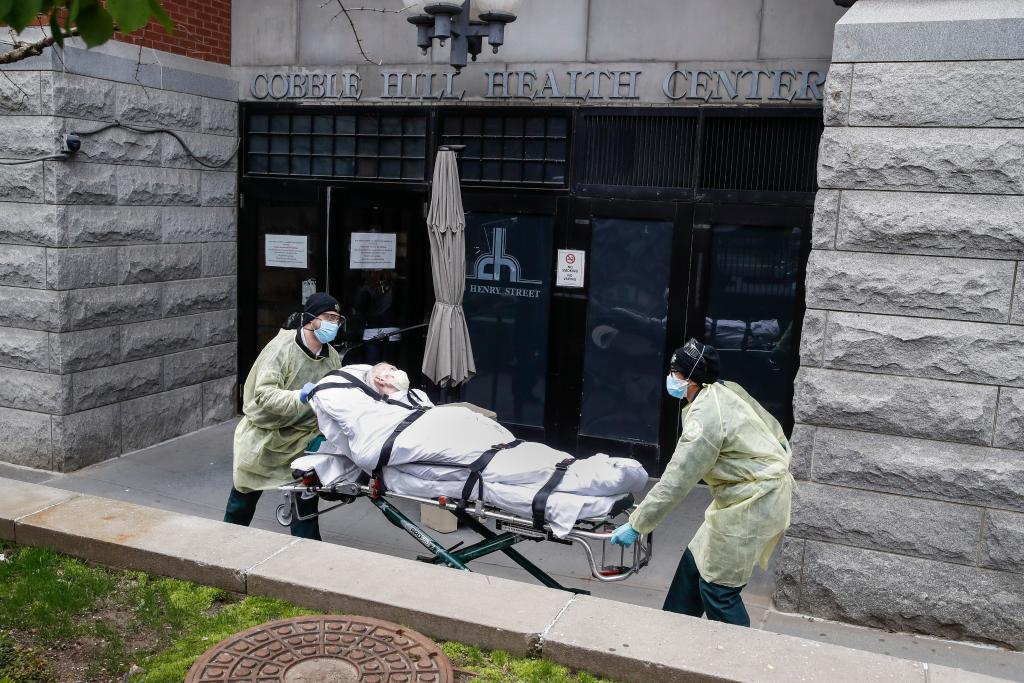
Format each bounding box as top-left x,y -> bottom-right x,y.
1,419 -> 1021,681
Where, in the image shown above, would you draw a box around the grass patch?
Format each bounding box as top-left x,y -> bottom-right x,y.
0,544 -> 116,643
0,542 -> 617,682
442,642 -> 615,683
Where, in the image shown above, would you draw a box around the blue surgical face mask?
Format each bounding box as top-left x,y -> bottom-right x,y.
666,374 -> 688,399
313,320 -> 339,343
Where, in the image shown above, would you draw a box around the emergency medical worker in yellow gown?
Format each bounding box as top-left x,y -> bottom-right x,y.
223,293 -> 343,540
611,338 -> 794,626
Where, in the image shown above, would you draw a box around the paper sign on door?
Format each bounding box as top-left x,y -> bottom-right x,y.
350,233 -> 397,270
265,234 -> 308,269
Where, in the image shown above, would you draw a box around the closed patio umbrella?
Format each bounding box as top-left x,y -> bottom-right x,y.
421,147 -> 475,388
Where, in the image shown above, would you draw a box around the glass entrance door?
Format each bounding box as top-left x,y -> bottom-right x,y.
686,203 -> 813,431
462,212 -> 554,430
548,199 -> 694,474
459,192 -> 560,440
326,186 -> 430,379
238,181 -> 326,379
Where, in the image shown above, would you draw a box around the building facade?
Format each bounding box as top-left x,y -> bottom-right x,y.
1,0 -> 1022,652
0,1 -> 238,470
232,0 -> 843,475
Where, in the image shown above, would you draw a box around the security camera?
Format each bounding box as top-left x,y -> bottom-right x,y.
61,133 -> 82,154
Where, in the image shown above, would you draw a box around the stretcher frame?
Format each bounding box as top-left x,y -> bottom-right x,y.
275,474 -> 652,595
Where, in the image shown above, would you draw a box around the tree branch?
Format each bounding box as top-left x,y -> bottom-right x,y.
320,0 -> 409,14
329,0 -> 384,65
0,28 -> 79,65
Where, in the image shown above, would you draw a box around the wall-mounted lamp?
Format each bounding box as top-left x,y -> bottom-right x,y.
403,0 -> 520,72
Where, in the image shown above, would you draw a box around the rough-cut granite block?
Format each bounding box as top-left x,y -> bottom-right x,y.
790,482 -> 983,564
836,190 -> 1024,260
794,367 -> 997,446
819,127 -> 1024,195
800,541 -> 1024,650
823,312 -> 1024,387
805,251 -> 1013,323
811,427 -> 1024,513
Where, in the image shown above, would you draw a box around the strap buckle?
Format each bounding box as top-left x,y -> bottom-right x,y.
555,458 -> 574,472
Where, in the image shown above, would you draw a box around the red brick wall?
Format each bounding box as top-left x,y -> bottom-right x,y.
114,0 -> 231,65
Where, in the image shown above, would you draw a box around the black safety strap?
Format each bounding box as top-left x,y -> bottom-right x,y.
531,457 -> 575,530
385,389 -> 426,410
459,439 -> 523,506
373,407 -> 429,486
326,369 -> 382,401
305,381 -> 361,401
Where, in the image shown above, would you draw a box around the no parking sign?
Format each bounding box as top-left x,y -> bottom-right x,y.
556,249 -> 585,288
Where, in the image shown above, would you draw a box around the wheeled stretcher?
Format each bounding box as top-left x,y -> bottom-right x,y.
276,461 -> 653,595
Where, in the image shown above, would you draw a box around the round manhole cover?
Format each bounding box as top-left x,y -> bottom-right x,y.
184,615 -> 454,682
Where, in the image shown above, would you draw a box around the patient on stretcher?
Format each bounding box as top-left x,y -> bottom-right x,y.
295,363 -> 649,537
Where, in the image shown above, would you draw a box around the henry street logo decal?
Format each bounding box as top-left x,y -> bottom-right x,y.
467,219 -> 543,299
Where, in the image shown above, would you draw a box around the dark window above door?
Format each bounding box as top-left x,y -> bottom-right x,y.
573,107 -> 822,199
440,111 -> 570,187
245,111 -> 428,181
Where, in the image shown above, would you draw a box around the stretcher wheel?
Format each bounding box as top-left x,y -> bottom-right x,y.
276,503 -> 293,526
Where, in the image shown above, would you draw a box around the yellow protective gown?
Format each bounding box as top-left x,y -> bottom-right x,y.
629,381 -> 794,587
232,328 -> 341,492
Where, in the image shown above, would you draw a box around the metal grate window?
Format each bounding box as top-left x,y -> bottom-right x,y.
246,112 -> 427,180
576,113 -> 697,188
698,115 -> 823,193
440,113 -> 569,186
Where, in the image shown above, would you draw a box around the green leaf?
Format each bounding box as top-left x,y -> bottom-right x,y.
0,0 -> 14,23
49,11 -> 63,47
107,0 -> 150,33
5,0 -> 43,32
74,4 -> 113,47
68,0 -> 91,25
148,0 -> 173,34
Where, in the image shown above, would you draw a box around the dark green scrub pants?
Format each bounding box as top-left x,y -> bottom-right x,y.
224,487 -> 321,541
663,548 -> 750,627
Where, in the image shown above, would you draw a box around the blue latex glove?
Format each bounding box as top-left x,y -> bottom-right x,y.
299,382 -> 316,404
609,522 -> 640,547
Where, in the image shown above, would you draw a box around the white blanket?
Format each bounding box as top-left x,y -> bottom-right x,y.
306,366 -> 649,536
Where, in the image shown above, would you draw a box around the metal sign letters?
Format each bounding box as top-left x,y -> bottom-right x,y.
248,66 -> 826,104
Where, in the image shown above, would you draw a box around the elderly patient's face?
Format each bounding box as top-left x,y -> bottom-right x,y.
369,362 -> 400,393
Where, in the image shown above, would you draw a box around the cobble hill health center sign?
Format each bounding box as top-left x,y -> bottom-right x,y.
248,66 -> 827,103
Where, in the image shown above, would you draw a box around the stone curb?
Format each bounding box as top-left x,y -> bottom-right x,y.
0,477 -> 1008,683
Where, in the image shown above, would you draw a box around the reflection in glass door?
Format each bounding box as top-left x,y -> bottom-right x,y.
698,222 -> 807,428
579,218 -> 674,443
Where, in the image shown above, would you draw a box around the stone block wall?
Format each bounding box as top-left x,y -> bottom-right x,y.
776,2 -> 1024,651
0,43 -> 238,471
